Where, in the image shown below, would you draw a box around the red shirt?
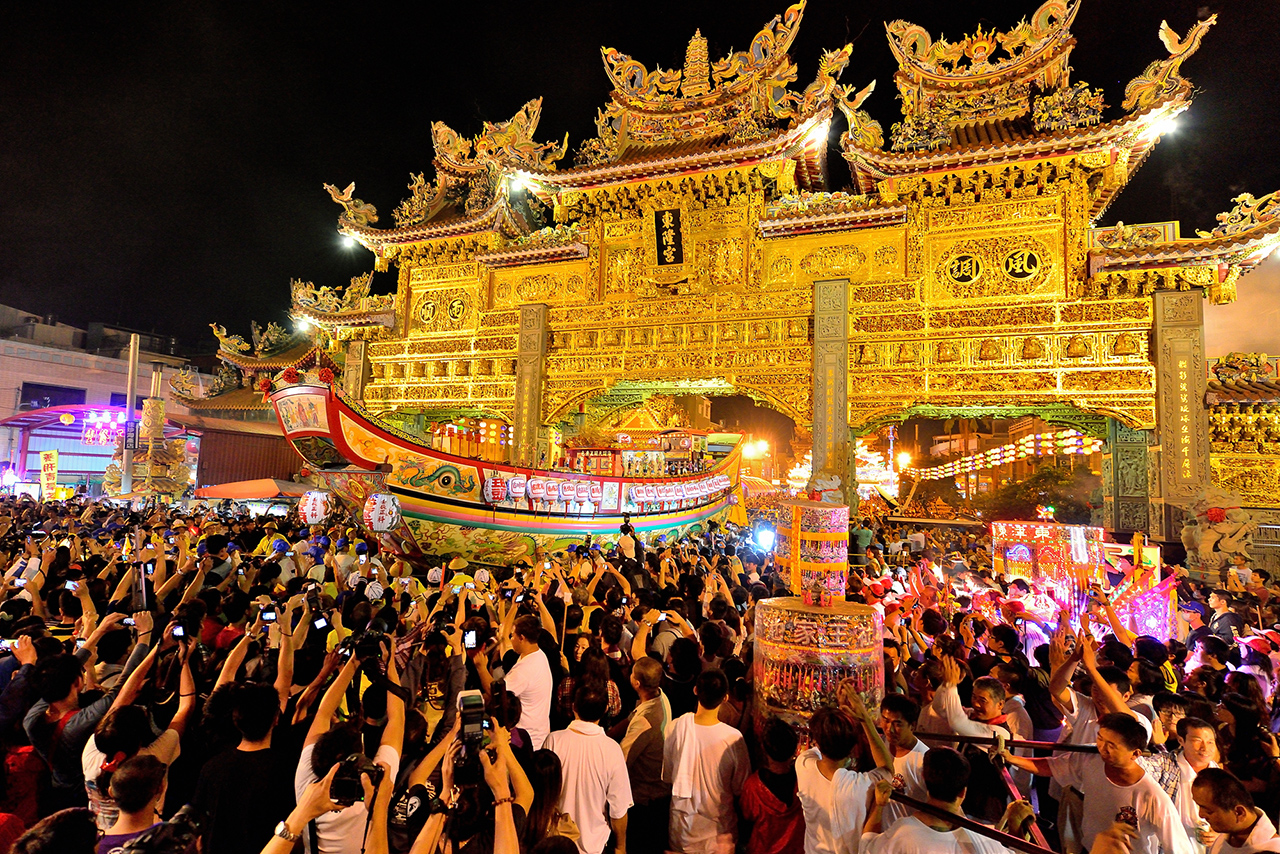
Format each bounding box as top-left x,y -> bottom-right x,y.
741,770 -> 805,854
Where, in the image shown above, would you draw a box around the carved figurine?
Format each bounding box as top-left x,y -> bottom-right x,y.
805,467 -> 844,504
1021,337 -> 1046,360
209,323 -> 250,353
1122,15 -> 1217,112
1065,335 -> 1090,358
978,339 -> 1002,361
323,182 -> 379,226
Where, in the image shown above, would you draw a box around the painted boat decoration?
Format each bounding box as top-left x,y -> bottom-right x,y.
269,384 -> 744,562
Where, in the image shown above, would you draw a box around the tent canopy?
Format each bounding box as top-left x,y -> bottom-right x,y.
194,479 -> 309,500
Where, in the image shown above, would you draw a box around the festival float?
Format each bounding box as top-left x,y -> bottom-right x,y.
269,382 -> 743,561
990,520 -> 1177,640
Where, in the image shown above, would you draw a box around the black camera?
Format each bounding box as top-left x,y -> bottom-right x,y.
453,690 -> 489,786
330,753 -> 385,806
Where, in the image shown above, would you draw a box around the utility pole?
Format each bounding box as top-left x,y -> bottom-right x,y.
120,334 -> 139,495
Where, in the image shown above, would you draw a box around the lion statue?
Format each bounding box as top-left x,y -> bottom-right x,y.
805,467 -> 844,505
1179,486 -> 1256,575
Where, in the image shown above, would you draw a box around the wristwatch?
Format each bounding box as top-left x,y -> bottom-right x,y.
273,820 -> 301,843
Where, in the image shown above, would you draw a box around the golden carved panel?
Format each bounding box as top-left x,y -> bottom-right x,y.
927,229 -> 1062,303
410,285 -> 476,336
1210,453 -> 1280,507
408,262 -> 480,287
491,261 -> 591,310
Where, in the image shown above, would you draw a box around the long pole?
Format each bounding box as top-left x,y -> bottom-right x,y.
917,731 -> 1098,753
888,792 -> 1053,854
120,334 -> 140,495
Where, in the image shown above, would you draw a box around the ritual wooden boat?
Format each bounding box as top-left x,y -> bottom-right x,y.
269,383 -> 743,561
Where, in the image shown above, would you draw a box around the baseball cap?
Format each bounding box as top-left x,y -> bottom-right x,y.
1239,637 -> 1272,656
1178,601 -> 1208,619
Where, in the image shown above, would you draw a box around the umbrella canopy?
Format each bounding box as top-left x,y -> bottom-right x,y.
194,479 -> 310,500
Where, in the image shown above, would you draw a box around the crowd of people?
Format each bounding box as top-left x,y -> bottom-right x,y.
0,494 -> 1276,854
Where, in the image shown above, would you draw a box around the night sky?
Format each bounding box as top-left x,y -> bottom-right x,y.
2,1 -> 1277,353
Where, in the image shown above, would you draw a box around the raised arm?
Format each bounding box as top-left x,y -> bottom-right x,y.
304,656 -> 360,746
168,646 -> 198,736
1078,625 -> 1141,720
380,645 -> 405,754
839,680 -> 893,770
1047,616 -> 1081,714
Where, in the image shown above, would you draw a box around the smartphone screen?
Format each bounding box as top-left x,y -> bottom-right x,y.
13,578 -> 25,588
464,630 -> 478,649
123,617 -> 136,627
172,625 -> 185,638
262,611 -> 277,623
64,580 -> 78,592
0,640 -> 11,652
359,555 -> 367,565
314,618 -> 328,630
657,613 -> 667,622
145,562 -> 155,576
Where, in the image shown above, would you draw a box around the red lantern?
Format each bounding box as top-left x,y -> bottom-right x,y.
362,493 -> 401,532
507,474 -> 527,499
482,477 -> 508,504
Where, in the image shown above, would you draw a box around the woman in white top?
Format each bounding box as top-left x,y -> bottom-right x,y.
83,634 -> 196,830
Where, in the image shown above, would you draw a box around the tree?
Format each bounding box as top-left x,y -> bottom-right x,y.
975,464 -> 1096,524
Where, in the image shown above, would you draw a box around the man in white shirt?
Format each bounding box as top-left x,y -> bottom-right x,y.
490,615 -> 552,749
294,652 -> 404,854
545,683 -> 633,854
1139,717 -> 1219,853
862,747 -> 1033,854
662,669 -> 750,854
877,694 -> 929,830
1192,767 -> 1280,854
796,685 -> 893,854
999,713 -> 1193,854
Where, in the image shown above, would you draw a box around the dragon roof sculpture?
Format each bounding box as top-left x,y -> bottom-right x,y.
575,2 -> 863,167
883,0 -> 1082,151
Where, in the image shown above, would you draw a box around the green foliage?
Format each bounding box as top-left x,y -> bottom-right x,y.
974,464 -> 1096,524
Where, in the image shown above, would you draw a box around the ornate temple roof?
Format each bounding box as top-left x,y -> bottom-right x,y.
841,1 -> 1218,216
1206,378 -> 1280,407
335,2 -> 873,252
290,273 -> 396,329
1090,191 -> 1280,278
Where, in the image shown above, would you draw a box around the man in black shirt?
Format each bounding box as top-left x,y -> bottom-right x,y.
1180,601 -> 1212,653
1207,589 -> 1246,644
193,683 -> 295,854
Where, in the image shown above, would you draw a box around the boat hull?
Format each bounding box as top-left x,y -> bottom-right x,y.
271,384 -> 742,561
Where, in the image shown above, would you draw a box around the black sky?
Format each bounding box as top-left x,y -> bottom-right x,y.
2,1 -> 1277,352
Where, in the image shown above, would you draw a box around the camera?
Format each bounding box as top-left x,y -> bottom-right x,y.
453,690 -> 489,786
330,753 -> 384,806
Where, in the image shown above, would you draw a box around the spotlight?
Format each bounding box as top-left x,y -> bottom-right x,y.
342,236 -> 356,248
754,528 -> 776,551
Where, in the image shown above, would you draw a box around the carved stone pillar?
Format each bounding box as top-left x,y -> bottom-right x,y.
811,279 -> 850,499
1150,291 -> 1211,540
512,304 -> 547,466
1101,419 -> 1151,535
343,340 -> 370,401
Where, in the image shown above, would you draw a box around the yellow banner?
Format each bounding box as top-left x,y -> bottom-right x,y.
38,450 -> 58,499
